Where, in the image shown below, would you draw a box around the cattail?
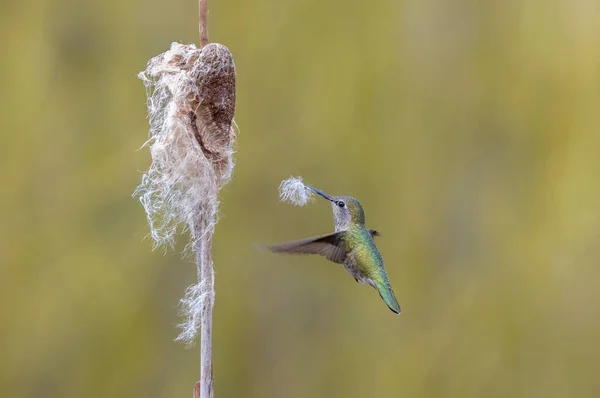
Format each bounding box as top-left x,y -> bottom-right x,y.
135,38 -> 236,398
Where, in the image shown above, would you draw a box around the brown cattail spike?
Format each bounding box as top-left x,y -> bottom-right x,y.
136,40 -> 237,345
190,43 -> 236,186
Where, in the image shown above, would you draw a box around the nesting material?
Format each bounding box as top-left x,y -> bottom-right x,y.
134,42 -> 236,345
279,176 -> 315,206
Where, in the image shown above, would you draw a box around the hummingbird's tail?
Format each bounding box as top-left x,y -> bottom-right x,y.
374,281 -> 401,314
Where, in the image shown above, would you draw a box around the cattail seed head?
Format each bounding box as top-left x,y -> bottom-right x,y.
135,41 -> 236,345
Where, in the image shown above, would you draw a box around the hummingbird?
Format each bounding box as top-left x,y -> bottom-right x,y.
266,186 -> 401,314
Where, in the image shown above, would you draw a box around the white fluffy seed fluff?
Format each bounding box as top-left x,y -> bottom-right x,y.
279,176 -> 315,206
135,42 -> 227,250
175,272 -> 214,347
134,42 -> 236,346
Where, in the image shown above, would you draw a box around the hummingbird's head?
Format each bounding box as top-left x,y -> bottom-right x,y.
306,186 -> 365,230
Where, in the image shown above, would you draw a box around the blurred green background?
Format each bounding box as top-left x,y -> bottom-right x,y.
2,0 -> 599,397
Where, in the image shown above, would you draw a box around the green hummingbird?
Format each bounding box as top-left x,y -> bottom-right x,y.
266,186 -> 401,314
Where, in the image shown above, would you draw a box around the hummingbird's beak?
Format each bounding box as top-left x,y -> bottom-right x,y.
306,186 -> 334,202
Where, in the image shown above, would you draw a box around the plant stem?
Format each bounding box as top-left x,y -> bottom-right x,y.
197,2 -> 212,395
193,222 -> 214,398
199,0 -> 209,47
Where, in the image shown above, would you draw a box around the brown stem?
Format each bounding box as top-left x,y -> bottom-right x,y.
193,381 -> 200,398
199,0 -> 209,47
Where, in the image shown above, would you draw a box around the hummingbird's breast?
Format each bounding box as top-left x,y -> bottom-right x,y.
344,227 -> 385,284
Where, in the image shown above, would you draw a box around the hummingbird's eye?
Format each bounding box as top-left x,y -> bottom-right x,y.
337,201 -> 346,208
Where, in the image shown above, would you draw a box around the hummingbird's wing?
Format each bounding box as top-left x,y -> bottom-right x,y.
369,229 -> 381,237
265,232 -> 347,264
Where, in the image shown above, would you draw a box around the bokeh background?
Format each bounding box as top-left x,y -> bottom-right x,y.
2,0 -> 599,397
